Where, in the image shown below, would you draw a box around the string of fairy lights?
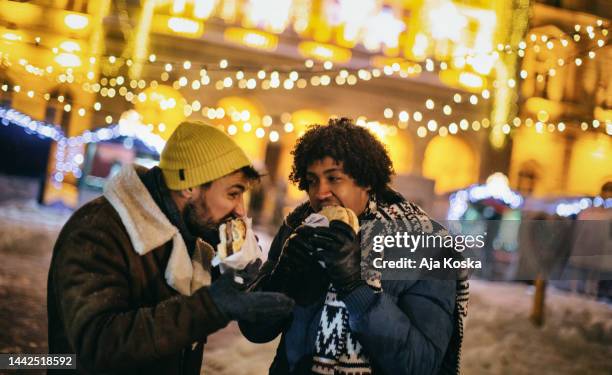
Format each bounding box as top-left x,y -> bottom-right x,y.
2,30 -> 609,141
0,15 -> 610,187
380,23 -> 611,139
2,18 -> 608,102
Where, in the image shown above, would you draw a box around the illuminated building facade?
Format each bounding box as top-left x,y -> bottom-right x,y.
0,0 -> 609,213
510,1 -> 611,198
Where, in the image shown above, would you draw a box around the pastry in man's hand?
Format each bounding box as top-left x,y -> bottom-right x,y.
218,218 -> 247,259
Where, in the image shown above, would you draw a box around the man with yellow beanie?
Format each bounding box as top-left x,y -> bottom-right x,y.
47,121 -> 294,374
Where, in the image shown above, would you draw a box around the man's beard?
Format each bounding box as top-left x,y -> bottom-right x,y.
183,200 -> 222,246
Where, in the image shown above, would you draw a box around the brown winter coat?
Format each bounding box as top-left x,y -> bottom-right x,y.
47,166 -> 229,374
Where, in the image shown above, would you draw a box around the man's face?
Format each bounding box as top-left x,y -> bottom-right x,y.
183,170 -> 250,243
306,157 -> 370,216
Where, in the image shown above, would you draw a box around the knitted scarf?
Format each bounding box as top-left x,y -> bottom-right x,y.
310,192 -> 470,375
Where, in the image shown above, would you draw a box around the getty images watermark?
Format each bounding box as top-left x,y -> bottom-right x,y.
370,231 -> 485,271
360,219 -> 612,281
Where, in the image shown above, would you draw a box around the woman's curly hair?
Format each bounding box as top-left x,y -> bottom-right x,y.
289,117 -> 394,196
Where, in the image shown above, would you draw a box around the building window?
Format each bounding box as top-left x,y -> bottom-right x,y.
45,88 -> 73,133
0,76 -> 13,108
534,0 -> 562,7
601,181 -> 612,198
50,0 -> 88,12
517,161 -> 540,196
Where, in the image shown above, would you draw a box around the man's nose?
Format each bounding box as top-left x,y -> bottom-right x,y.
234,196 -> 246,217
315,180 -> 333,201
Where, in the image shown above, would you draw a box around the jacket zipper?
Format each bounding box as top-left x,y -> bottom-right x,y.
179,348 -> 185,374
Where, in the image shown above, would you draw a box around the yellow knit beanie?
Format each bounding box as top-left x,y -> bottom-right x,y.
159,121 -> 251,190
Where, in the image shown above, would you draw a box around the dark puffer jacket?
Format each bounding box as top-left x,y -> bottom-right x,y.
241,193 -> 463,375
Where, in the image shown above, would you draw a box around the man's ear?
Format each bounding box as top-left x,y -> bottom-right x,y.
179,187 -> 194,199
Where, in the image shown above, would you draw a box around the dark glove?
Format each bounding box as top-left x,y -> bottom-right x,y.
268,225 -> 330,305
274,225 -> 317,278
209,259 -> 295,322
312,220 -> 365,298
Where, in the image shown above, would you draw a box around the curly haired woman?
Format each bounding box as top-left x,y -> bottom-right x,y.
241,118 -> 469,375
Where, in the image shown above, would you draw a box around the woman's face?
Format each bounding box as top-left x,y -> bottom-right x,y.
305,157 -> 370,216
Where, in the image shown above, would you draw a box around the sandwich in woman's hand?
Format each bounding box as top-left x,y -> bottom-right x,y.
317,205 -> 359,233
217,217 -> 247,259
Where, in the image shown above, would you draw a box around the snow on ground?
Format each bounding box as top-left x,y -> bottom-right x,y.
0,200 -> 68,356
202,324 -> 279,375
0,199 -> 70,230
0,199 -> 611,374
461,281 -> 612,375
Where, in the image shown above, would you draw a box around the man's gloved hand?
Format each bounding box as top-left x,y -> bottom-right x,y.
274,225 -> 316,278
312,220 -> 365,298
269,225 -> 330,305
209,259 -> 295,323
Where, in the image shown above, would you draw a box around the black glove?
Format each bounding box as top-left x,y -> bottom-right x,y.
312,220 -> 365,298
268,225 -> 330,305
274,225 -> 316,277
209,260 -> 295,322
